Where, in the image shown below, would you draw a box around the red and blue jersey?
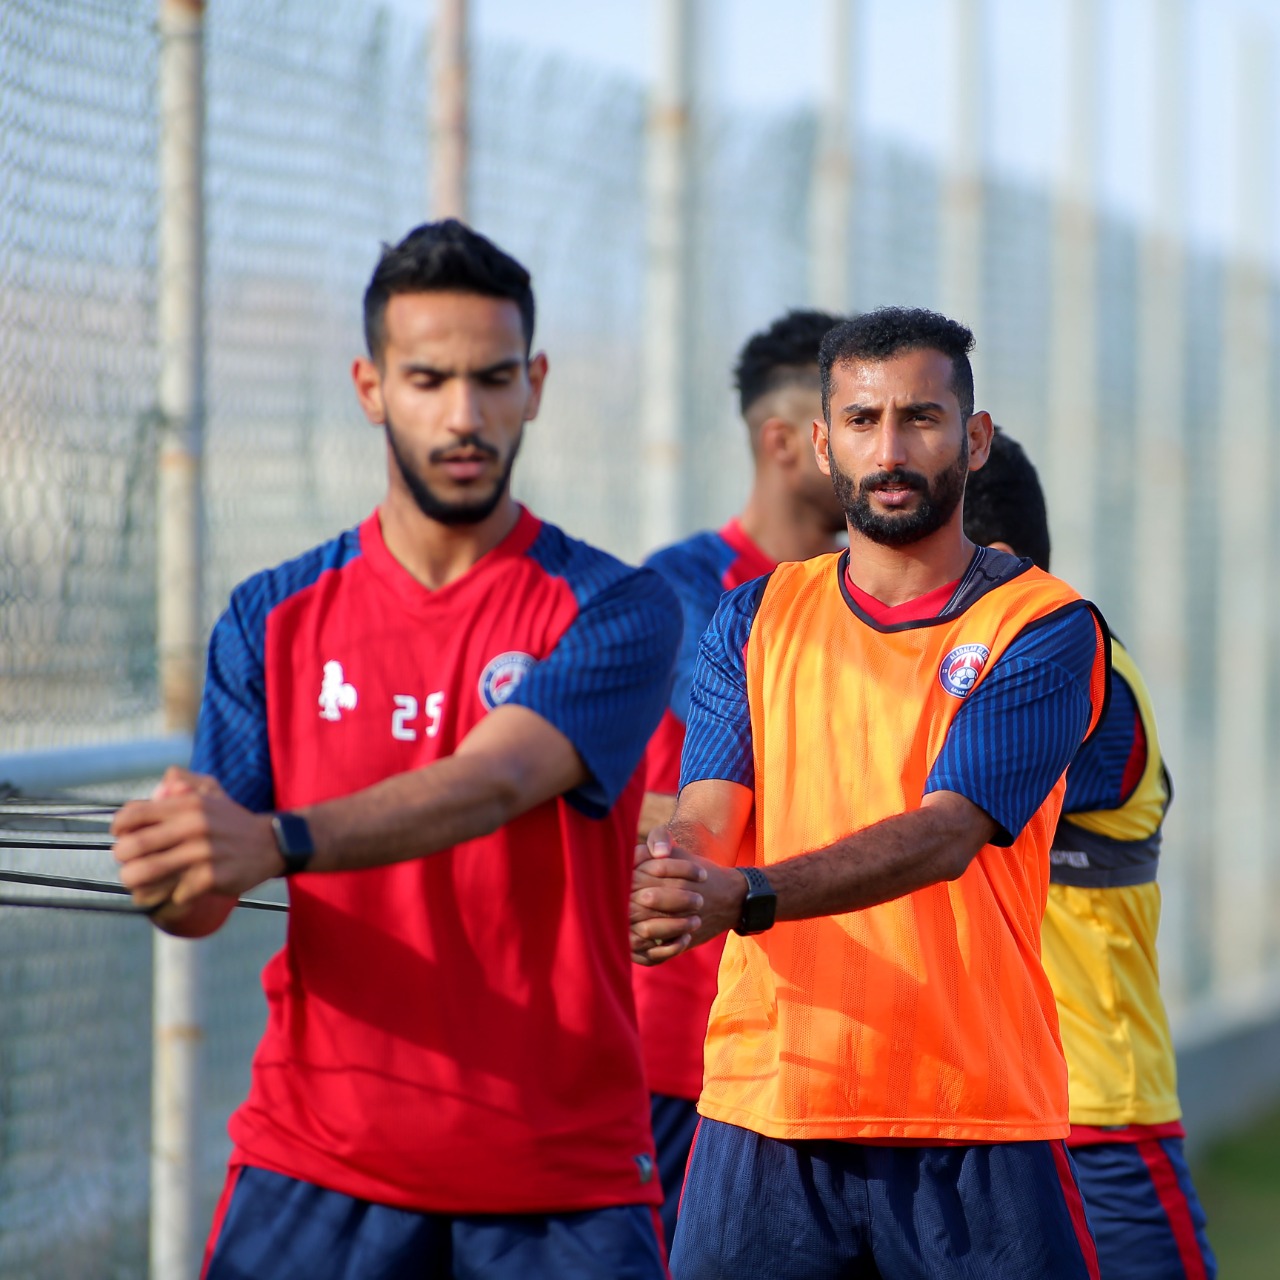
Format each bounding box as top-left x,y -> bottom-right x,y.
633,519 -> 775,1100
191,506 -> 680,1215
641,519 -> 775,799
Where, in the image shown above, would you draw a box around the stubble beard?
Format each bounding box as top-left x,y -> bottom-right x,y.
384,412 -> 523,527
830,437 -> 969,548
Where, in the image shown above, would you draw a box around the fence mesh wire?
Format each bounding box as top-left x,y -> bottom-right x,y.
0,0 -> 1277,1274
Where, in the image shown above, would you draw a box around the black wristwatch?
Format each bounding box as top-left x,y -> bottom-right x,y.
733,865 -> 777,935
271,811 -> 315,877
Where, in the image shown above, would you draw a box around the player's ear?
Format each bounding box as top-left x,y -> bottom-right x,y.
966,410 -> 994,471
812,416 -> 833,477
756,416 -> 793,466
524,351 -> 549,421
352,356 -> 386,426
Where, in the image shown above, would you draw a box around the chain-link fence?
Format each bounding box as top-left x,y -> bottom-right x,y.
2,0 -> 1279,1274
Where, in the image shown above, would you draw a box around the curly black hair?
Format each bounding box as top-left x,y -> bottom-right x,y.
819,307 -> 975,422
733,309 -> 845,416
363,219 -> 535,360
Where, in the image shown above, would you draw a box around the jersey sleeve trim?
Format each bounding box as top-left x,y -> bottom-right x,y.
515,525 -> 681,817
190,528 -> 362,812
924,601 -> 1108,847
679,574 -> 771,791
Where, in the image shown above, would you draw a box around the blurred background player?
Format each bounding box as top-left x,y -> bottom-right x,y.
634,308 -> 847,1245
964,427 -> 1217,1279
112,221 -> 679,1280
631,309 -> 1109,1279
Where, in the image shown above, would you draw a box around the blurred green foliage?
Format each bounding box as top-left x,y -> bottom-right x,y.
1194,1103 -> 1280,1280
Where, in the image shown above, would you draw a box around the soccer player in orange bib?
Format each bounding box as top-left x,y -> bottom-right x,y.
964,429 -> 1216,1279
633,309 -> 847,1248
631,308 -> 1111,1279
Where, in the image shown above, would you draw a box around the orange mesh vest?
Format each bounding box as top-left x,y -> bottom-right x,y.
698,553 -> 1108,1144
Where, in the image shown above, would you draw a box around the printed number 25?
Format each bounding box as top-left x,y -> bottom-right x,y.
391,692 -> 444,742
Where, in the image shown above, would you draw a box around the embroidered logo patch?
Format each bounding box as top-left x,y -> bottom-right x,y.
477,651 -> 535,710
938,643 -> 990,698
318,660 -> 358,721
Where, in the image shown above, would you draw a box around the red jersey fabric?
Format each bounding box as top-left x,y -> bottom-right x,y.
191,507 -> 680,1214
634,519 -> 777,1100
843,568 -> 964,626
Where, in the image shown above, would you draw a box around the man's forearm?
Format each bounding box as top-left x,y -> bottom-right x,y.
301,753 -> 525,872
768,797 -> 994,922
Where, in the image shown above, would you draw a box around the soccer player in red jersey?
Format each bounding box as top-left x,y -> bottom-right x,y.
631,309 -> 1110,1278
112,221 -> 680,1280
964,429 -> 1216,1279
634,309 -> 847,1246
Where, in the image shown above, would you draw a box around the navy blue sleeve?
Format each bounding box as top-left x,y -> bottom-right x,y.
679,576 -> 770,791
190,528 -> 359,813
925,604 -> 1102,846
644,535 -> 735,724
507,567 -> 682,818
190,594 -> 275,813
1062,670 -> 1143,814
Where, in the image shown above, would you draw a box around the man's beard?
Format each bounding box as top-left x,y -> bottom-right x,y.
385,413 -> 522,527
830,437 -> 968,547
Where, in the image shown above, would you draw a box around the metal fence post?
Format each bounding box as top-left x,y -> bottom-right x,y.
1212,24 -> 1274,994
809,0 -> 854,312
639,0 -> 695,553
430,0 -> 469,221
153,1 -> 205,1276
1133,0 -> 1191,1008
938,0 -> 985,349
1044,0 -> 1100,597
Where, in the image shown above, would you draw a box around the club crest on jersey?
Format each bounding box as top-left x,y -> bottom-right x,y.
938,643 -> 990,698
319,660 -> 358,721
478,651 -> 535,710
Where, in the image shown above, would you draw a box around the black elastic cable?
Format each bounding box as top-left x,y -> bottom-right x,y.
0,837 -> 116,851
0,868 -> 131,896
0,868 -> 288,914
0,895 -> 146,914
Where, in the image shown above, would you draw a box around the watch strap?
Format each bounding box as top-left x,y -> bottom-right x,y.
734,864 -> 777,935
271,811 -> 315,877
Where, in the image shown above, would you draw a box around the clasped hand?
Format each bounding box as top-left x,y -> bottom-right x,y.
112,767 -> 283,915
630,825 -> 747,966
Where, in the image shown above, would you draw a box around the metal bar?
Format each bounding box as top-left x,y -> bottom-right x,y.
938,0 -> 984,345
639,0 -> 696,552
1133,0 -> 1191,1010
0,735 -> 191,793
430,0 -> 469,220
1213,22 -> 1274,993
1044,0 -> 1100,596
0,804 -> 120,818
808,0 -> 854,311
154,1 -> 206,1275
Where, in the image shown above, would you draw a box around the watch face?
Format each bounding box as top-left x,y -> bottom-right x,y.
741,893 -> 777,934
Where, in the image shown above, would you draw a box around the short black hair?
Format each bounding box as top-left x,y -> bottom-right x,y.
962,427 -> 1052,570
734,308 -> 844,417
819,307 -> 975,422
363,219 -> 536,361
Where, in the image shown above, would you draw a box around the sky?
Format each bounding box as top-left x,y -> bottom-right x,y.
439,0 -> 1280,262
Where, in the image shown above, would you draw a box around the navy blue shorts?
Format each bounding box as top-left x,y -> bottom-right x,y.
1071,1138 -> 1216,1279
650,1094 -> 700,1252
202,1164 -> 668,1280
671,1117 -> 1100,1280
